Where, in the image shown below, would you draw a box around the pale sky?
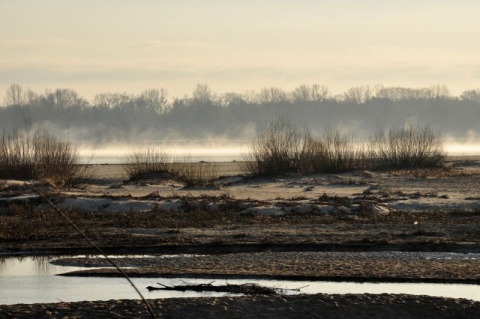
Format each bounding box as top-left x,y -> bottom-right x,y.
1,0 -> 479,101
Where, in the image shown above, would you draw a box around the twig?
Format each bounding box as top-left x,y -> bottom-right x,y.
33,186 -> 157,319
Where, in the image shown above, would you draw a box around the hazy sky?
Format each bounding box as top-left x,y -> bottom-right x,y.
1,0 -> 479,100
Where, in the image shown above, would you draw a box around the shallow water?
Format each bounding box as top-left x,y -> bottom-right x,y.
1,255 -> 480,305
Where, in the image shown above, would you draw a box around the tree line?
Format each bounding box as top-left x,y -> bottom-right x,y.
1,83 -> 480,145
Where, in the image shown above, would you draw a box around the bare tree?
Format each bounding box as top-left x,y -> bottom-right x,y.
310,84 -> 329,102
430,84 -> 451,99
257,87 -> 289,104
344,85 -> 372,104
460,89 -> 480,102
93,92 -> 132,109
139,88 -> 169,113
43,88 -> 87,111
3,83 -> 27,106
292,84 -> 311,102
192,84 -> 214,105
292,84 -> 329,103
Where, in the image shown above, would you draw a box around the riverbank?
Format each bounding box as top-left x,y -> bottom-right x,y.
2,158 -> 480,317
2,293 -> 480,319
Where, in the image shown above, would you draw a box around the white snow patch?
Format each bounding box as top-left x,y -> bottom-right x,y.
240,206 -> 285,216
57,197 -> 156,213
155,200 -> 184,212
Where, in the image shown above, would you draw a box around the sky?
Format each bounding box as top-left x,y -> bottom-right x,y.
1,0 -> 480,101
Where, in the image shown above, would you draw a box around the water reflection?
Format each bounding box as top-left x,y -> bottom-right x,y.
1,255 -> 480,305
0,255 -> 85,276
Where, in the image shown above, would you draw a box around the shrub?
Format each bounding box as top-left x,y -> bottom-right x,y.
0,130 -> 86,186
243,118 -> 306,176
299,128 -> 366,174
369,125 -> 445,169
123,150 -> 218,186
244,118 -> 367,176
123,148 -> 172,180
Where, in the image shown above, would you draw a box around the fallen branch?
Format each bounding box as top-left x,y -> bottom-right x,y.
147,282 -> 279,295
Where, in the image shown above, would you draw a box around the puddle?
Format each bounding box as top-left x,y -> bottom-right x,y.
1,255 -> 480,305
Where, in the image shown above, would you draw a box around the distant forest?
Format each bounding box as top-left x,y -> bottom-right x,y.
1,83 -> 480,146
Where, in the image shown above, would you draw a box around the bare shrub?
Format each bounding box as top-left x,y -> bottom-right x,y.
123,149 -> 218,186
0,130 -> 86,186
170,157 -> 219,187
369,125 -> 445,169
32,132 -> 88,186
243,118 -> 306,176
0,130 -> 35,179
123,148 -> 172,180
299,128 -> 366,174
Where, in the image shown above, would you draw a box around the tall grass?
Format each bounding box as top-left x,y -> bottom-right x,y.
0,130 -> 86,186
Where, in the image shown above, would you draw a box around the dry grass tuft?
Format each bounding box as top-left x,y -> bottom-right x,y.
169,158 -> 219,187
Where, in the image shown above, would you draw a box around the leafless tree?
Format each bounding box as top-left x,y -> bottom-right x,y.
192,84 -> 214,105
257,87 -> 289,104
139,88 -> 169,113
343,85 -> 372,104
3,83 -> 27,106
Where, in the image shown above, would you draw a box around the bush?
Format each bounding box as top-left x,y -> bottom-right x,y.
244,119 -> 444,176
123,150 -> 218,186
369,125 -> 445,169
123,148 -> 171,180
244,119 -> 366,176
243,118 -> 306,176
299,128 -> 365,174
0,130 -> 86,186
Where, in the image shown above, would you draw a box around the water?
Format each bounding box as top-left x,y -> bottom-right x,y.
1,255 -> 479,305
78,143 -> 480,164
78,145 -> 247,164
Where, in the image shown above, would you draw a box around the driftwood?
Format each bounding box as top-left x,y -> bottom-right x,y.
146,282 -> 295,295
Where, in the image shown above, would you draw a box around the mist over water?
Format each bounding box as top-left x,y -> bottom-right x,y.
3,84 -> 480,163
78,141 -> 480,165
78,143 -> 249,164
